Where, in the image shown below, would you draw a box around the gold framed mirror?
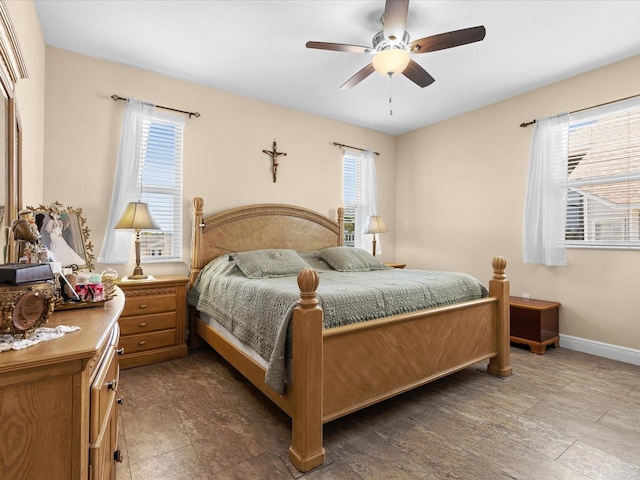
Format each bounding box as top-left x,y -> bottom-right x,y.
27,202 -> 95,270
0,3 -> 28,263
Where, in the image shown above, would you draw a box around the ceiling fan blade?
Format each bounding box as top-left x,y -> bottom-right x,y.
340,63 -> 376,90
383,0 -> 409,42
409,26 -> 486,53
402,60 -> 435,88
306,41 -> 370,54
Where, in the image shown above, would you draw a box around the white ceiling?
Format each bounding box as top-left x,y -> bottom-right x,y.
34,0 -> 640,136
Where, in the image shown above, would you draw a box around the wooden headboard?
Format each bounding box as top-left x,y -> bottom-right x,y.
189,197 -> 344,285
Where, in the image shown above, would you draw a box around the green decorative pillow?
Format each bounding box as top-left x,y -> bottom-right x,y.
318,247 -> 390,272
299,251 -> 333,271
231,249 -> 311,279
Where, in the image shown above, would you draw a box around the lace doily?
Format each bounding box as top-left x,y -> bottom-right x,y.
0,325 -> 80,352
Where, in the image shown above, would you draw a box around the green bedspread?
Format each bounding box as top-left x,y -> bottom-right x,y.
188,256 -> 488,394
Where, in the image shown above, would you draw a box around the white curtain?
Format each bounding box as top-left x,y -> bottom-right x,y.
362,150 -> 382,254
523,113 -> 570,266
98,99 -> 155,264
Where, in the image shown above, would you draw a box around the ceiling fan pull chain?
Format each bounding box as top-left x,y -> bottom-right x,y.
388,74 -> 393,116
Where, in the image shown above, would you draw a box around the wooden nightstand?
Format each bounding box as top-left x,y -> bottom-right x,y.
510,296 -> 560,354
116,275 -> 189,368
385,262 -> 406,269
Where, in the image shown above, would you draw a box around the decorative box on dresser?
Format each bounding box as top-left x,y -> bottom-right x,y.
116,275 -> 189,369
0,289 -> 125,480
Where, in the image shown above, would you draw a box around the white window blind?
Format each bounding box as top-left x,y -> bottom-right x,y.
139,112 -> 184,261
566,96 -> 640,249
342,150 -> 372,251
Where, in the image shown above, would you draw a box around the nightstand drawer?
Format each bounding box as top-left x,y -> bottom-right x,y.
119,312 -> 177,335
119,329 -> 176,354
121,294 -> 177,317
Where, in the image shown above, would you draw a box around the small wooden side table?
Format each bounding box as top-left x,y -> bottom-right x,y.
509,296 -> 560,354
385,262 -> 406,269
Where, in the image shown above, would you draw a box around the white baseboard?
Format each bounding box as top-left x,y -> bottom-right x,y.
560,334 -> 640,366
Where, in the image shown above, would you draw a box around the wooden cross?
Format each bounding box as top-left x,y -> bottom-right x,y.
262,139 -> 287,183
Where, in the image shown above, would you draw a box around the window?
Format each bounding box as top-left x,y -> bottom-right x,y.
343,154 -> 360,247
566,97 -> 640,249
139,112 -> 184,261
342,149 -> 377,252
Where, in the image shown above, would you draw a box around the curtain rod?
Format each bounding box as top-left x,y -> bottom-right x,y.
519,92 -> 640,128
333,142 -> 380,156
111,94 -> 201,119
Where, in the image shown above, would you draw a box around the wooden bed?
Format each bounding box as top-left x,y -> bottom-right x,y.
188,197 -> 512,472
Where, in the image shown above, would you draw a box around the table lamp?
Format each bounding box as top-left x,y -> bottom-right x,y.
364,215 -> 387,257
114,201 -> 160,280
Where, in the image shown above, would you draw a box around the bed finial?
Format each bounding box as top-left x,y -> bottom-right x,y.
491,256 -> 507,280
194,197 -> 203,217
297,268 -> 319,307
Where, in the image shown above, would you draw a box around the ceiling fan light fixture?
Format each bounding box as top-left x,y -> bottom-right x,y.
372,48 -> 410,77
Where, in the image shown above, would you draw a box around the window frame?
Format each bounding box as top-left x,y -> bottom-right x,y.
565,97 -> 640,250
138,111 -> 184,262
342,150 -> 374,252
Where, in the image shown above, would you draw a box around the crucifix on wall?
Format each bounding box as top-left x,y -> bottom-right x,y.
262,139 -> 287,183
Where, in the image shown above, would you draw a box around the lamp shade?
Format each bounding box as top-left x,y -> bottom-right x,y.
364,215 -> 388,235
372,48 -> 410,77
114,202 -> 160,230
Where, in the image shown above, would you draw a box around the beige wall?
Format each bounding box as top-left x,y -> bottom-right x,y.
43,47 -> 398,277
5,0 -> 45,206
8,1 -> 639,352
397,55 -> 640,351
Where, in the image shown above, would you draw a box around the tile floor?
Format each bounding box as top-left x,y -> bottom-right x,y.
116,345 -> 640,479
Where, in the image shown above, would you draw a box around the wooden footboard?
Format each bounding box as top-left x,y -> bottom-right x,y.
286,256 -> 511,472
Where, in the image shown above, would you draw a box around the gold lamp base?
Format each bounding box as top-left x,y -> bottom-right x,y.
127,266 -> 149,280
126,231 -> 149,280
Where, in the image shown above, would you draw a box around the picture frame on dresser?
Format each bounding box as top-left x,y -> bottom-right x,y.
28,202 -> 95,269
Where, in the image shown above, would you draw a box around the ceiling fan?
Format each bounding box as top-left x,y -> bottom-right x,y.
306,0 -> 486,90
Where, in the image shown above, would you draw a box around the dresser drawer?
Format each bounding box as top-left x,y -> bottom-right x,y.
87,325 -> 118,385
119,312 -> 177,335
119,329 -> 176,354
121,293 -> 177,317
90,344 -> 119,443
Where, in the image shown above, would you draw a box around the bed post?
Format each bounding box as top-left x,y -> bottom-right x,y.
190,197 -> 204,286
337,207 -> 345,246
289,268 -> 325,472
487,256 -> 512,377
188,197 -> 205,349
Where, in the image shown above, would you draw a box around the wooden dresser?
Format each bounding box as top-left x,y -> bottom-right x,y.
117,275 -> 188,369
0,289 -> 125,480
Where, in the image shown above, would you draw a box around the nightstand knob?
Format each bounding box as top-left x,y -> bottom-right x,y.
139,304 -> 148,309
138,340 -> 146,346
139,322 -> 147,327
107,379 -> 117,391
117,396 -> 124,405
116,348 -> 125,355
114,449 -> 123,463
